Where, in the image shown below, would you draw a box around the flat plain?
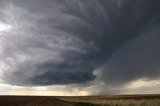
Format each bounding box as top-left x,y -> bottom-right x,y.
0,94 -> 160,106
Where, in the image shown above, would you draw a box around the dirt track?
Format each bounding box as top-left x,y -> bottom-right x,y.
25,97 -> 73,106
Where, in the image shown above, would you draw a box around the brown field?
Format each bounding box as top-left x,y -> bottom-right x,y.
0,96 -> 73,106
1,95 -> 160,106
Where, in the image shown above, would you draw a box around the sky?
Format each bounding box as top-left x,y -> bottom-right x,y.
0,0 -> 160,96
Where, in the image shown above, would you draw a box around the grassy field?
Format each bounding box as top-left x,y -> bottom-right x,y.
57,94 -> 160,106
0,95 -> 160,106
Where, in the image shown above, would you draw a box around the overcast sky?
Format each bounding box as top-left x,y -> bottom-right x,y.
0,0 -> 160,95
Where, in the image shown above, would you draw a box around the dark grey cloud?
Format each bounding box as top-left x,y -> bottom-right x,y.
99,28 -> 160,85
0,0 -> 160,87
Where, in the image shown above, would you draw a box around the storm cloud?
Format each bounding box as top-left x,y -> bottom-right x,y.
0,0 -> 160,88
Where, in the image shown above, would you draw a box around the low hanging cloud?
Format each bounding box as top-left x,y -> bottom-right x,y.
98,27 -> 160,85
0,0 -> 160,88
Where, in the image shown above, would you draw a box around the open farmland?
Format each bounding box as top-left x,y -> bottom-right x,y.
58,94 -> 160,106
0,95 -> 160,106
0,96 -> 73,106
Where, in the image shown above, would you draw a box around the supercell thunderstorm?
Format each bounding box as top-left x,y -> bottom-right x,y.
0,0 -> 160,91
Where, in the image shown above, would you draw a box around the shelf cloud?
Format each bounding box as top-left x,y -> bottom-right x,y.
0,0 -> 160,94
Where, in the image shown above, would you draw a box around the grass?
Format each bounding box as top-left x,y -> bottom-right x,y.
75,102 -> 102,106
56,95 -> 160,106
72,100 -> 160,106
1,95 -> 160,106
